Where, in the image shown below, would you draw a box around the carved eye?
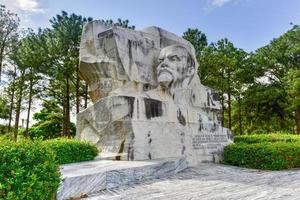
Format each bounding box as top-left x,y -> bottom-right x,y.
158,58 -> 164,64
169,55 -> 180,61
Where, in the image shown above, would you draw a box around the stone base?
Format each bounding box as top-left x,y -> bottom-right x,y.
57,157 -> 187,200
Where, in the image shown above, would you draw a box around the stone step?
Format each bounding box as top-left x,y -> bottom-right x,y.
57,157 -> 187,200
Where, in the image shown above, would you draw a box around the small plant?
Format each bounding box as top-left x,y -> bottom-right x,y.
43,138 -> 99,164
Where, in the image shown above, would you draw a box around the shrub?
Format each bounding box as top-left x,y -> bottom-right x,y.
0,140 -> 60,200
28,101 -> 76,140
234,133 -> 300,144
43,138 -> 99,164
29,120 -> 76,140
224,142 -> 300,170
0,124 -> 9,135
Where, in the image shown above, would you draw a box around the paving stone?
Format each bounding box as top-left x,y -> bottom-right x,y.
85,163 -> 300,200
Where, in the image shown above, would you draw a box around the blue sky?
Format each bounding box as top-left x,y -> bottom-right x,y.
1,0 -> 300,52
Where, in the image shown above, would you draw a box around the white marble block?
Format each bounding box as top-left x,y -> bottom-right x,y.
57,157 -> 187,200
77,21 -> 233,166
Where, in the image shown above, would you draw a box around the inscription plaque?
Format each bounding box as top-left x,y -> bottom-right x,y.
192,134 -> 228,150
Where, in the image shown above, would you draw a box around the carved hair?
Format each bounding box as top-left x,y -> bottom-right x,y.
186,52 -> 195,72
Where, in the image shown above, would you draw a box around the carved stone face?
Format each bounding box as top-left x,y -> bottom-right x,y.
157,45 -> 195,89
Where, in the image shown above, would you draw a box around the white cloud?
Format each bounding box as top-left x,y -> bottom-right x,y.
0,0 -> 44,14
16,0 -> 44,13
0,0 -> 45,29
210,0 -> 235,7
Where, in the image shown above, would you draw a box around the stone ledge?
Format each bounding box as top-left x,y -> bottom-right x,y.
57,157 -> 187,200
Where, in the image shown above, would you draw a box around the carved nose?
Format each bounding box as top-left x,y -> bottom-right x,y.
160,63 -> 168,69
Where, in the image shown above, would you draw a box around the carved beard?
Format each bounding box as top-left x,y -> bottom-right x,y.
158,70 -> 174,88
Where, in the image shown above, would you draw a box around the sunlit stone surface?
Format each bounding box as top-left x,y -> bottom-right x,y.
77,21 -> 233,166
57,157 -> 186,200
85,163 -> 300,200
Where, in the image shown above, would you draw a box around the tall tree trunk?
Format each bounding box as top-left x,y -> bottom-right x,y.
84,82 -> 88,109
0,47 -> 4,82
227,70 -> 232,130
63,75 -> 71,137
237,96 -> 242,135
24,76 -> 33,139
296,106 -> 300,134
0,57 -> 2,82
76,64 -> 80,113
228,92 -> 232,130
62,104 -> 66,137
14,92 -> 23,141
8,86 -> 15,132
8,67 -> 16,132
14,70 -> 25,141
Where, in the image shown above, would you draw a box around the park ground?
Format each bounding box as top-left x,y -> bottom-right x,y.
86,163 -> 300,200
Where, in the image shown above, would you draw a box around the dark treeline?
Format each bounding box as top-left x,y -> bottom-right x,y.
0,4 -> 299,141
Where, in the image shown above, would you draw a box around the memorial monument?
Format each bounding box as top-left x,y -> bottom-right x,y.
76,21 -> 232,166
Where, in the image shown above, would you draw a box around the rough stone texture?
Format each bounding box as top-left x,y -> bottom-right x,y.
77,21 -> 232,166
85,164 -> 300,200
57,157 -> 187,200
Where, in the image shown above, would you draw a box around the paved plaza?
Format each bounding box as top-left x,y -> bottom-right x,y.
85,163 -> 300,200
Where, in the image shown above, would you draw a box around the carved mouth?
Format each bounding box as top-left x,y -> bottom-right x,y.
158,69 -> 172,76
158,69 -> 174,88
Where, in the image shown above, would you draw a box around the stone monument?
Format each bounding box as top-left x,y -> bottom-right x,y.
76,21 -> 232,166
